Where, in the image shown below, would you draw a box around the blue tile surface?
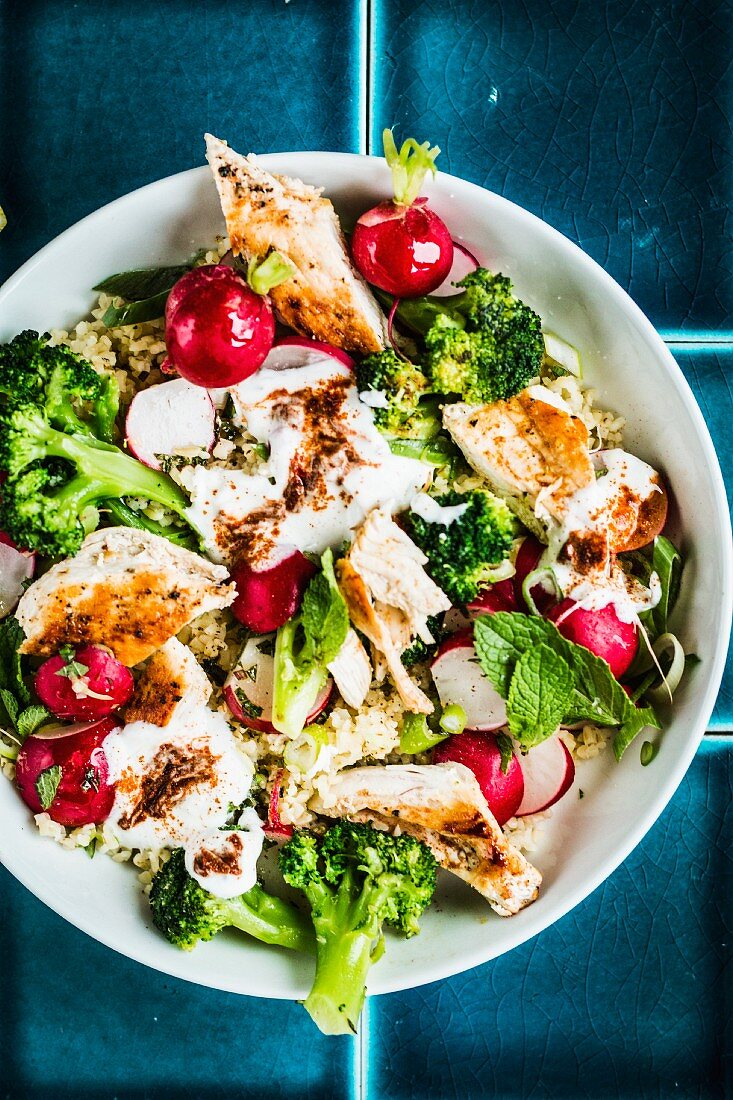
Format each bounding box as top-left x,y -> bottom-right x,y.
367,740 -> 733,1100
0,0 -> 363,284
0,860 -> 356,1099
371,0 -> 733,334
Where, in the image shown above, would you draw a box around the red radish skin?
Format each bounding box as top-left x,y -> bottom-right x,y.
165,265 -> 274,388
125,378 -> 216,470
265,769 -> 293,839
513,536 -> 556,614
430,239 -> 480,297
15,718 -> 116,826
352,199 -> 453,297
516,735 -> 575,816
549,599 -> 638,679
0,531 -> 35,618
433,731 -> 524,826
467,578 -> 517,617
274,337 -> 355,370
224,636 -> 333,734
230,550 -> 318,633
34,645 -> 134,721
431,630 -> 507,731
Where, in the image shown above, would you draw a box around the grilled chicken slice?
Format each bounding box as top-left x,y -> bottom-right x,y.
336,508 -> 451,714
205,134 -> 388,355
311,763 -> 542,916
16,527 -> 235,666
442,387 -> 595,534
326,628 -> 372,709
123,638 -> 211,726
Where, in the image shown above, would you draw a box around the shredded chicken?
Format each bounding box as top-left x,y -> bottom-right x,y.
336,508 -> 451,714
15,528 -> 235,666
311,763 -> 542,916
326,628 -> 372,710
124,638 -> 211,726
205,134 -> 388,355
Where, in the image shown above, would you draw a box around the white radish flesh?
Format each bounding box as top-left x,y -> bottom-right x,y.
515,734 -> 575,816
0,533 -> 35,618
431,630 -> 507,731
125,378 -> 216,470
224,636 -> 332,734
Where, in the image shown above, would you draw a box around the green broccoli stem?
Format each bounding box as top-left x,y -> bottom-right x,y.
103,498 -> 199,550
225,884 -> 315,954
374,287 -> 467,338
304,927 -> 379,1035
30,425 -> 193,523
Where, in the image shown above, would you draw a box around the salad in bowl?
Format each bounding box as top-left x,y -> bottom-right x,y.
0,132 -> 697,1034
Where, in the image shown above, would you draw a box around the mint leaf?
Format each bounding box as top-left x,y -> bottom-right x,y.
101,291 -> 170,328
507,644 -> 573,748
0,618 -> 30,705
93,264 -> 191,300
613,705 -> 659,761
473,612 -> 554,697
16,705 -> 51,742
495,732 -> 514,775
301,549 -> 349,666
36,765 -> 62,811
642,536 -> 682,640
0,688 -> 19,728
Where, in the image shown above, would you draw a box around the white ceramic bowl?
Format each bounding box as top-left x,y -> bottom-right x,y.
0,154 -> 730,999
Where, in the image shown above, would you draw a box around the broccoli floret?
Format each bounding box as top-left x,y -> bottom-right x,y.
149,848 -> 314,954
389,268 -> 544,404
356,348 -> 428,433
279,820 -> 437,1034
404,489 -> 515,604
401,613 -> 449,667
0,330 -> 119,442
0,403 -> 195,555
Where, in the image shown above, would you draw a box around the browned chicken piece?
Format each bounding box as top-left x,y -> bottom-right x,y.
442,389 -> 595,532
336,508 -> 451,714
311,763 -> 542,916
15,528 -> 235,666
205,134 -> 388,355
123,638 -> 211,726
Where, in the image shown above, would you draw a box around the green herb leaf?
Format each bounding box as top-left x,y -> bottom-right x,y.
101,291 -> 170,328
0,687 -> 19,729
473,612 -> 564,698
234,689 -> 263,719
36,765 -> 62,811
507,644 -> 573,748
613,706 -> 659,761
642,536 -> 682,640
16,705 -> 51,742
495,732 -> 514,775
84,837 -> 98,859
0,618 -> 31,705
300,549 -> 349,666
93,264 -> 191,300
55,659 -> 90,680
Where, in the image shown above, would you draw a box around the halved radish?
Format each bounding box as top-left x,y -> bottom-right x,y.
467,578 -> 517,617
224,636 -> 333,733
430,239 -> 480,297
548,598 -> 637,679
15,717 -> 116,826
433,730 -> 523,826
230,549 -> 318,633
273,336 -> 354,370
125,378 -> 216,470
0,531 -> 35,618
431,630 -> 506,731
516,734 -> 575,815
35,644 -> 134,721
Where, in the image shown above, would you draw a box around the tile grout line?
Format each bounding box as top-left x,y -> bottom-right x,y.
358,0 -> 373,156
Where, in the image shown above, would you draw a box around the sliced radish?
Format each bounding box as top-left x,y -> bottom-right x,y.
273,336 -> 354,370
431,629 -> 507,731
125,378 -> 216,470
15,717 -> 116,826
542,332 -> 582,378
224,636 -> 333,734
513,536 -> 556,613
34,644 -> 134,721
230,549 -> 318,634
433,730 -> 523,826
430,239 -> 480,297
0,531 -> 35,618
515,734 -> 575,816
265,769 -> 293,839
548,598 -> 638,679
467,578 -> 517,617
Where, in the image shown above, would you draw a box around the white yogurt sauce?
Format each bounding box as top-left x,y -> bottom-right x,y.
410,492 -> 469,526
103,706 -> 263,898
183,358 -> 429,566
543,449 -> 663,621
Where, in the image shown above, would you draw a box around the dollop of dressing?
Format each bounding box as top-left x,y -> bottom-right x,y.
103,706 -> 263,898
183,358 -> 429,567
410,492 -> 469,526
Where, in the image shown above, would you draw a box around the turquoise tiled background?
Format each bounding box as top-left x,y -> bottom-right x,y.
0,0 -> 731,1096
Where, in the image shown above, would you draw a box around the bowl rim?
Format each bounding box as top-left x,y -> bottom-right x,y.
0,152 -> 730,998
